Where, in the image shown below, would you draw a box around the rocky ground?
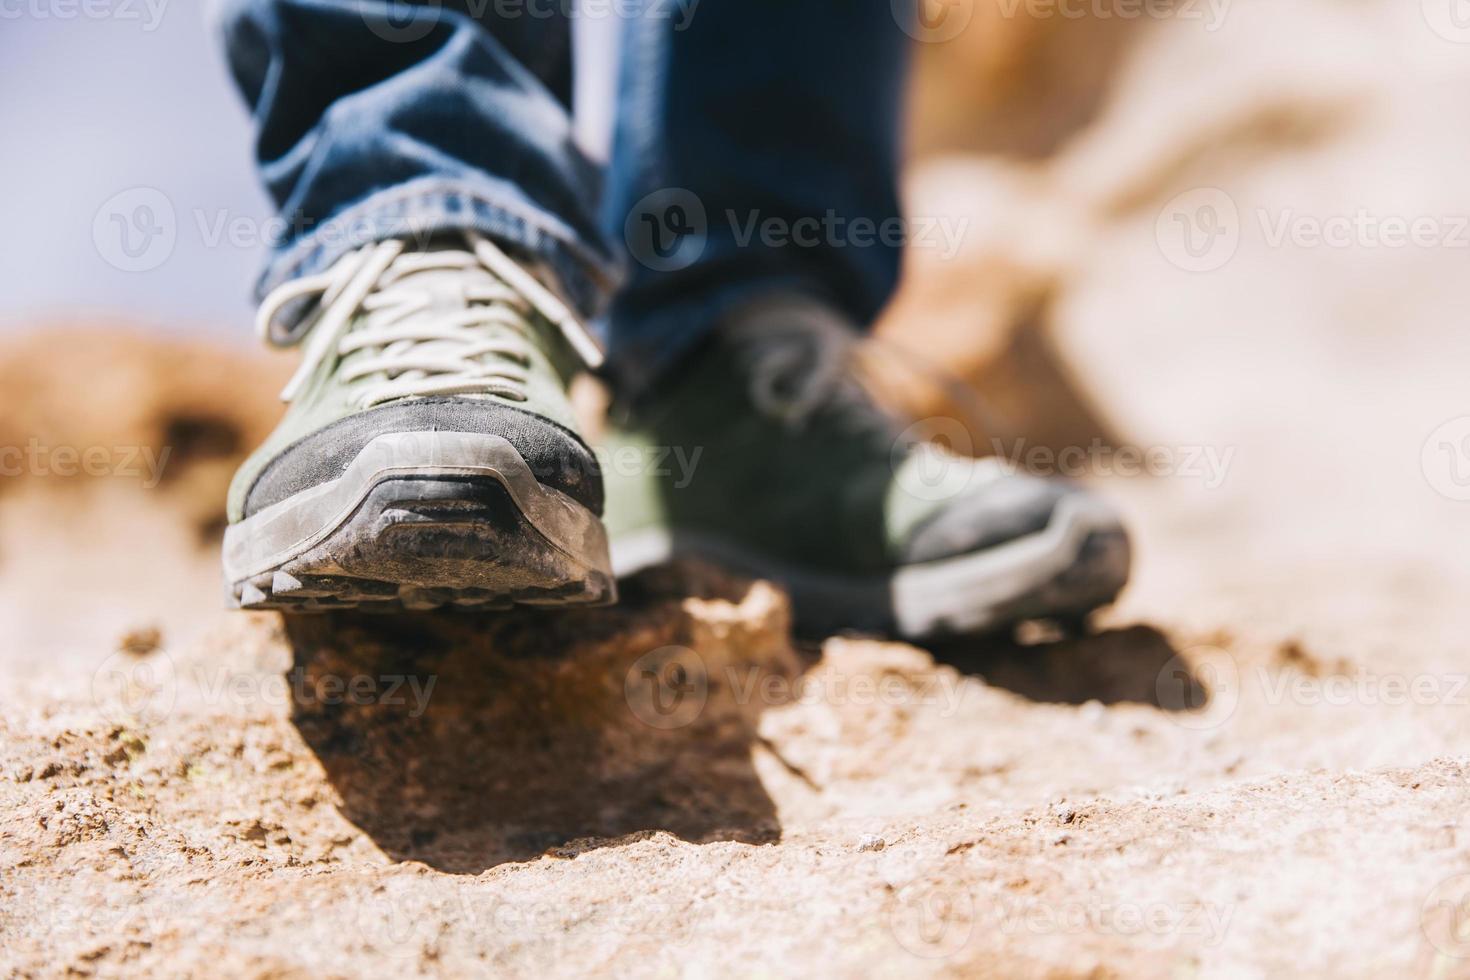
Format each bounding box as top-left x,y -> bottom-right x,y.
5,0 -> 1470,976
1,340 -> 1467,977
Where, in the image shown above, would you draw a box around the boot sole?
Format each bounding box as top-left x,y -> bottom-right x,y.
610,493 -> 1128,639
223,431 -> 615,612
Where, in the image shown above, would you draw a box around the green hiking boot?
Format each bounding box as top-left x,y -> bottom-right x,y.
600,297 -> 1130,638
223,233 -> 615,612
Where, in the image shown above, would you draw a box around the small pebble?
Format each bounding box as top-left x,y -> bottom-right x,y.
117,625 -> 163,657
858,834 -> 886,852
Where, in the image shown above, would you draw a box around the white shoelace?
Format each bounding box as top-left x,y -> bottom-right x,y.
256,233 -> 602,409
731,304 -> 896,439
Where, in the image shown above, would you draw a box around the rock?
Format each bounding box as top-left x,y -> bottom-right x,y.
116,625 -> 162,657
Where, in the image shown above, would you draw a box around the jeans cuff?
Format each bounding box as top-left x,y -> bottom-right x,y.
256,175 -> 621,322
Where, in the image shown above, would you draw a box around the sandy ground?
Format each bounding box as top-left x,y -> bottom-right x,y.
5,0 -> 1470,976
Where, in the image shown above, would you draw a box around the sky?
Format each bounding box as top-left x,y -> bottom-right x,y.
0,2 -> 617,337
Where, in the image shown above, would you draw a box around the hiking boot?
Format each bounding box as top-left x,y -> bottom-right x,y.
601,297 -> 1129,638
223,233 -> 614,612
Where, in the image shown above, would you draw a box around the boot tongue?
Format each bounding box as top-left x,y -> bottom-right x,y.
391,230 -> 605,373
406,261 -> 489,317
405,233 -> 486,310
417,230 -> 477,252
385,258 -> 521,389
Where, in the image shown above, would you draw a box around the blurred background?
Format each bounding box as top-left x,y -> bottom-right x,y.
5,0 -> 1466,640
0,4 -> 619,330
6,3 -> 1470,974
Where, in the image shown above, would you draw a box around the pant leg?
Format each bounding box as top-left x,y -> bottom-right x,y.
601,0 -> 912,389
213,0 -> 617,318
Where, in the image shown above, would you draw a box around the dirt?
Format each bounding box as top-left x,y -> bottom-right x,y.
5,0 -> 1470,976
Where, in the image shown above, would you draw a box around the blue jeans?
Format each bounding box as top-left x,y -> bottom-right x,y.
215,0 -> 910,387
